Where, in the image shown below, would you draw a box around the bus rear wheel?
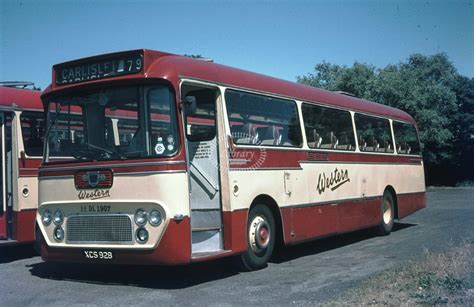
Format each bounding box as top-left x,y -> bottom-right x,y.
377,191 -> 395,236
237,204 -> 275,271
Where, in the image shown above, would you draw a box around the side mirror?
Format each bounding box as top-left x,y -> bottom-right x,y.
183,96 -> 197,115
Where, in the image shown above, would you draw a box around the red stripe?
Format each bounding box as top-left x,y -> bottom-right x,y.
41,217 -> 191,265
222,210 -> 247,253
230,148 -> 422,169
397,192 -> 426,219
39,156 -> 187,178
18,158 -> 41,177
280,197 -> 381,244
39,191 -> 426,265
12,209 -> 37,243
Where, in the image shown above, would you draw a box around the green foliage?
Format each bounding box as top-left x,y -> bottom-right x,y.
297,53 -> 474,184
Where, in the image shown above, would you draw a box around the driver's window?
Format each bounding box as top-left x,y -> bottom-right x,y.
184,88 -> 216,142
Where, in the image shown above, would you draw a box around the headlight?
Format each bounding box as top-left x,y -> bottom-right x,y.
134,209 -> 147,226
148,209 -> 163,227
136,228 -> 148,243
54,226 -> 64,241
42,210 -> 52,225
53,210 -> 64,225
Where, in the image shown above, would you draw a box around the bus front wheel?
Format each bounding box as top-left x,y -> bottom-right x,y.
377,192 -> 395,236
237,204 -> 275,271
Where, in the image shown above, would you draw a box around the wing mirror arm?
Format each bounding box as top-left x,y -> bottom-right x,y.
227,135 -> 236,155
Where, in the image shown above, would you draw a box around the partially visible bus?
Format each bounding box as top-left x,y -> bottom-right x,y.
0,83 -> 45,247
37,50 -> 425,270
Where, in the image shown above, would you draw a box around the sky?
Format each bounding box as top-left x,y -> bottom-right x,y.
1,0 -> 473,90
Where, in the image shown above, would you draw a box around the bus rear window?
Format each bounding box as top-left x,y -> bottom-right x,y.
393,122 -> 421,155
225,90 -> 302,147
355,114 -> 394,153
302,104 -> 355,151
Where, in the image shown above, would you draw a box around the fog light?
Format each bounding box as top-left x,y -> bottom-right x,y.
42,210 -> 52,225
53,210 -> 64,225
136,228 -> 148,243
148,209 -> 163,227
54,226 -> 64,241
134,209 -> 147,226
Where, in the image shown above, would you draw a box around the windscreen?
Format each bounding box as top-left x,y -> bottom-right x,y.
44,85 -> 179,163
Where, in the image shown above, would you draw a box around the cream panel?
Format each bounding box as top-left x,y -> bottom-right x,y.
303,163 -> 425,204
37,172 -> 190,249
39,172 -> 190,217
38,201 -> 170,249
228,163 -> 425,210
228,169 -> 310,211
17,177 -> 38,210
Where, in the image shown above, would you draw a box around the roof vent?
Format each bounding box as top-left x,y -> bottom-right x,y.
334,91 -> 356,97
0,81 -> 35,88
183,54 -> 214,62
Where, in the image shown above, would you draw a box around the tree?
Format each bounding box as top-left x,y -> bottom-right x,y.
297,53 -> 473,185
296,62 -> 375,98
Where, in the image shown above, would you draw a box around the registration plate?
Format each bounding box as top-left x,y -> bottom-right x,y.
83,250 -> 114,260
80,204 -> 111,213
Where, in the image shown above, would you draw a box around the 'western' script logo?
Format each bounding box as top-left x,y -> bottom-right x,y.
78,189 -> 110,200
317,168 -> 350,194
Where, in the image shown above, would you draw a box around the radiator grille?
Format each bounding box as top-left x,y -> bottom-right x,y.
66,215 -> 133,244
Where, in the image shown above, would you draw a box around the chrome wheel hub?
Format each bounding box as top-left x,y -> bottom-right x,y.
382,199 -> 392,224
249,215 -> 270,254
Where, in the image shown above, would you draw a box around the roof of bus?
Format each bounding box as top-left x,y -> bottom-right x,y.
150,52 -> 415,124
44,49 -> 416,124
0,86 -> 43,110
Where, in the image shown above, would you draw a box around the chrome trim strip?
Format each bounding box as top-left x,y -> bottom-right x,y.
284,196 -> 382,209
229,159 -> 250,165
39,170 -> 187,180
40,160 -> 186,172
114,170 -> 187,177
299,160 -> 423,165
39,175 -> 75,180
281,191 -> 425,209
229,167 -> 303,171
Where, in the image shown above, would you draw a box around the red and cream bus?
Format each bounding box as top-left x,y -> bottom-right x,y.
1,84 -> 45,247
37,50 -> 425,270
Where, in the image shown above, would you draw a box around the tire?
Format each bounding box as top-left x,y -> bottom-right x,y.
33,224 -> 41,255
237,204 -> 275,271
376,191 -> 395,236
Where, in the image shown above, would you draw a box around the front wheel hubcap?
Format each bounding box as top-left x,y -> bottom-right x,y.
249,215 -> 270,254
382,199 -> 392,224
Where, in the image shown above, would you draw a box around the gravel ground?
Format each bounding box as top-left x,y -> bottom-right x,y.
0,188 -> 472,306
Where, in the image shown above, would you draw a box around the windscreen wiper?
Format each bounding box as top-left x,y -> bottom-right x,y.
82,142 -> 126,160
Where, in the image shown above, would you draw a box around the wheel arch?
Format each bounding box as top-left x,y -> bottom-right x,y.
384,185 -> 399,219
250,194 -> 284,248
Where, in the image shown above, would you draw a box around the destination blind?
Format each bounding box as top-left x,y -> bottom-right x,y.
55,52 -> 143,85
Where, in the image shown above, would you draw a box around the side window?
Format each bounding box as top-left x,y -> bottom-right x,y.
355,114 -> 394,153
147,86 -> 179,155
225,90 -> 302,147
20,111 -> 45,157
184,88 -> 216,142
302,104 -> 355,151
393,122 -> 421,155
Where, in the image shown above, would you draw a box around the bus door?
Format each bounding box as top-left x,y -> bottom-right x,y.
182,85 -> 223,254
0,112 -> 12,241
